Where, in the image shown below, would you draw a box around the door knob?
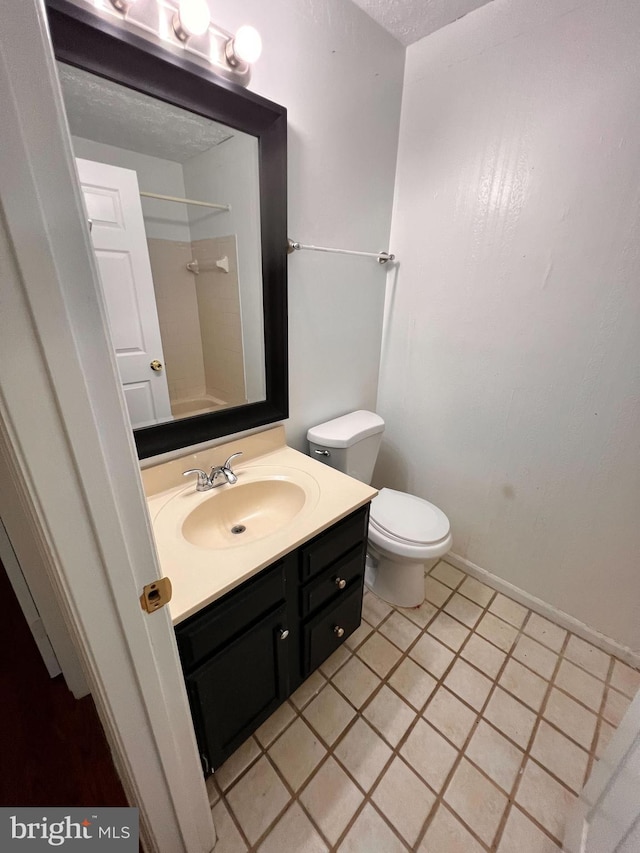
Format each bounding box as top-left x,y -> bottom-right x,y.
335,577 -> 347,590
278,628 -> 289,640
150,359 -> 163,372
333,625 -> 345,638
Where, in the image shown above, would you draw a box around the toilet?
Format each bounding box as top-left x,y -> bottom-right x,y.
307,411 -> 452,608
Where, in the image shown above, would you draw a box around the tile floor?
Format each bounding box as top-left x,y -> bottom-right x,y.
206,560 -> 640,852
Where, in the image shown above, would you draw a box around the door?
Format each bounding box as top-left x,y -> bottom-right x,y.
564,690 -> 640,852
75,157 -> 172,428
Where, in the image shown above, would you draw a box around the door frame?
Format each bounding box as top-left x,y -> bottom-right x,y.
0,1 -> 214,851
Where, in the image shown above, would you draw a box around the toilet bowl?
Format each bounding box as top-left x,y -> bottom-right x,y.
366,488 -> 452,607
307,411 -> 453,608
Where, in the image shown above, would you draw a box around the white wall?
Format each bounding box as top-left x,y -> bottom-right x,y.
71,136 -> 191,241
377,0 -> 640,650
209,0 -> 405,449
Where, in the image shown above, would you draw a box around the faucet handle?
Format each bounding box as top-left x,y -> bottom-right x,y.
223,451 -> 243,471
183,468 -> 211,491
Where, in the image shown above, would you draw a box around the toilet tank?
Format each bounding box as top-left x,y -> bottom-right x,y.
307,410 -> 384,485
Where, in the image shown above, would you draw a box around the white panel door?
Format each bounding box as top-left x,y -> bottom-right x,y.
564,690 -> 640,852
76,157 -> 172,427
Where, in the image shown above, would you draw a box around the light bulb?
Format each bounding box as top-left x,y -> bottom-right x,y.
173,0 -> 210,42
226,25 -> 262,67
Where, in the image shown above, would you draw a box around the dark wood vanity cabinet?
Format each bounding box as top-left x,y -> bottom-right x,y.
175,504 -> 370,774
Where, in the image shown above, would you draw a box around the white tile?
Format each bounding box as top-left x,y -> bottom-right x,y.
332,656 -> 381,709
214,737 -> 261,792
461,633 -> 506,679
515,759 -> 577,842
363,685 -> 415,747
498,806 -> 561,852
430,561 -> 465,588
444,593 -> 483,628
513,635 -> 558,680
423,687 -> 478,748
303,684 -> 357,746
489,593 -> 528,628
554,659 -> 605,712
334,718 -> 393,791
595,720 -> 616,759
444,758 -> 508,846
444,658 -> 493,711
206,774 -> 220,807
543,688 -> 597,750
356,632 -> 402,678
299,757 -> 364,845
400,719 -> 458,793
476,612 -> 518,651
564,635 -> 610,680
499,658 -> 548,711
257,802 -> 328,853
466,720 -> 524,793
372,757 -> 436,846
524,613 -> 567,653
458,576 -> 495,607
378,610 -> 421,651
424,575 -> 453,607
610,659 -> 640,698
225,755 -> 290,845
211,800 -> 248,853
603,687 -> 631,726
337,803 -> 406,853
361,593 -> 393,627
427,611 -> 470,652
255,701 -> 296,748
290,670 -> 327,710
388,657 -> 437,711
418,804 -> 485,852
409,634 -> 455,679
397,598 -> 437,628
268,717 -> 327,791
530,720 -> 589,793
319,643 -> 351,678
344,619 -> 374,651
484,687 -> 536,748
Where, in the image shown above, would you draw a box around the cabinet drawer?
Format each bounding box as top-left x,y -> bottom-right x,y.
300,544 -> 365,618
302,582 -> 363,676
176,559 -> 287,671
299,506 -> 368,583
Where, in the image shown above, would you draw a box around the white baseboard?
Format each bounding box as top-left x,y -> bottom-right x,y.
446,552 -> 640,670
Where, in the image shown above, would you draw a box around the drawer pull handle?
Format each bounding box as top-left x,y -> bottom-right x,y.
278,628 -> 290,640
333,625 -> 345,638
335,577 -> 347,590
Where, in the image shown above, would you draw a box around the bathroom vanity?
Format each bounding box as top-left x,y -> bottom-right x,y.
142,426 -> 376,774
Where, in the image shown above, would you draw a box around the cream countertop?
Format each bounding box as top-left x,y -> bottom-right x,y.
142,426 -> 376,624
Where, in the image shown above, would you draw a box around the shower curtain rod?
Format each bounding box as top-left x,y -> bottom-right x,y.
139,190 -> 230,211
287,239 -> 395,265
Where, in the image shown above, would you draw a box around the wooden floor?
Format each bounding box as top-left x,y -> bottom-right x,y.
0,558 -> 128,807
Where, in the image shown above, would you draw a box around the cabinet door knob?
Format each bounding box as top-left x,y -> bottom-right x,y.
335,577 -> 347,590
333,625 -> 345,638
278,628 -> 289,640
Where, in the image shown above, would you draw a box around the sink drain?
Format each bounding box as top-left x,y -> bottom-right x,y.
231,524 -> 247,535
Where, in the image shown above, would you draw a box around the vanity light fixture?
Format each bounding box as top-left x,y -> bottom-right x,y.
225,25 -> 262,67
109,0 -> 137,12
173,0 -> 210,42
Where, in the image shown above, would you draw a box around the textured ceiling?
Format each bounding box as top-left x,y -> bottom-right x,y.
349,0 -> 494,45
59,64 -> 233,163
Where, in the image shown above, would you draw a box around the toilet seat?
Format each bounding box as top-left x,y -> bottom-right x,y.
368,488 -> 452,560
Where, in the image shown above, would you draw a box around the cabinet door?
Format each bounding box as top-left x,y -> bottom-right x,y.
186,603 -> 289,772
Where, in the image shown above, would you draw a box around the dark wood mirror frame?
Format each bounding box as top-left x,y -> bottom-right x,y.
46,0 -> 288,460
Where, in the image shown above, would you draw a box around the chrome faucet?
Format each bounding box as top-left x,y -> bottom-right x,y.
183,452 -> 243,491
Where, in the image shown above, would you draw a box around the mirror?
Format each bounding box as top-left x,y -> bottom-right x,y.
46,1 -> 288,459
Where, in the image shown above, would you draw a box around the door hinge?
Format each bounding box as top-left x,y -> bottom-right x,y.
140,577 -> 172,613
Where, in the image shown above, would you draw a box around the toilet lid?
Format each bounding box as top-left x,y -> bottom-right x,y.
370,488 -> 450,545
